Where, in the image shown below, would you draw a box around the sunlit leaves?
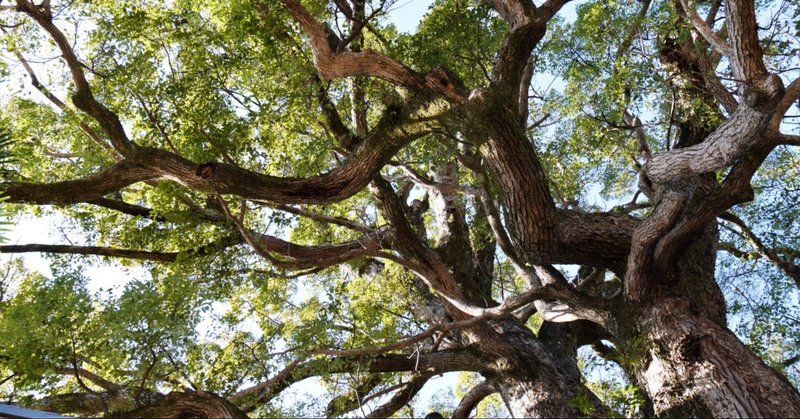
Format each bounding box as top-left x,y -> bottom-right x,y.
393,0 -> 507,87
0,271 -> 100,389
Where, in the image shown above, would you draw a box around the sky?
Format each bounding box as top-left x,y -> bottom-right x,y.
386,0 -> 436,33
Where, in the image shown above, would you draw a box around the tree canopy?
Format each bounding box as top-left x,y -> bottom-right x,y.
0,0 -> 799,417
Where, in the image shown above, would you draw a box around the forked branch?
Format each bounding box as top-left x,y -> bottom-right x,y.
277,0 -> 425,90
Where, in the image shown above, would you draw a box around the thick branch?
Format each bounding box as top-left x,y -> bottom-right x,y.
278,0 -> 425,90
489,1 -> 543,96
452,380 -> 497,419
624,188 -> 690,301
724,0 -> 767,80
489,0 -> 568,95
5,160 -> 154,205
6,102 -> 438,206
644,84 -> 782,185
126,391 -> 247,419
56,368 -> 120,393
366,375 -> 430,418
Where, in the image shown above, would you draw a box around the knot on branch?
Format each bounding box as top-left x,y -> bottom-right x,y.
745,74 -> 785,111
424,67 -> 467,102
196,162 -> 217,179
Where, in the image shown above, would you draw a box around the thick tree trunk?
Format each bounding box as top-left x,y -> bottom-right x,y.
477,318 -> 605,417
125,391 -> 248,419
630,297 -> 800,417
620,229 -> 800,416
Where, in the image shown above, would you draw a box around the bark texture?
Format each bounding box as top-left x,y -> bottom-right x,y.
632,298 -> 800,417
123,392 -> 248,419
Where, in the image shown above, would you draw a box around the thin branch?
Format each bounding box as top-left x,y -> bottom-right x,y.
0,243 -> 180,262
518,57 -> 534,127
0,237 -> 238,263
230,350 -> 480,413
16,0 -> 134,154
719,212 -> 800,288
9,48 -> 116,155
256,201 -> 372,234
87,198 -> 166,221
623,110 -> 652,160
218,197 -> 390,271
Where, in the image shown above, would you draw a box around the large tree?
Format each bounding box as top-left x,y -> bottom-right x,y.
1,0 -> 799,416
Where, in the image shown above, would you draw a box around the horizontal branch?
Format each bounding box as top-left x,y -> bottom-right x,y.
263,202 -> 372,233
0,237 -> 239,263
0,244 -> 178,262
6,102 -> 440,206
249,227 -> 391,270
87,197 -> 166,220
5,161 -> 154,205
644,78 -> 783,185
230,350 -> 480,412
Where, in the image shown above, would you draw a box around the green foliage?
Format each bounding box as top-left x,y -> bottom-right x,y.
0,270 -> 99,389
393,0 -> 507,86
454,372 -> 508,417
0,124 -> 14,242
0,0 -> 799,416
579,348 -> 647,417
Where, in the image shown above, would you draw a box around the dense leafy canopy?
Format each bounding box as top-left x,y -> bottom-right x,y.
0,0 -> 799,417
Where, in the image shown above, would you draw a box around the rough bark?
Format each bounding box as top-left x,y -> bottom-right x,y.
123,391 -> 248,419
618,223 -> 800,416
630,298 -> 800,417
472,318 -> 606,417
